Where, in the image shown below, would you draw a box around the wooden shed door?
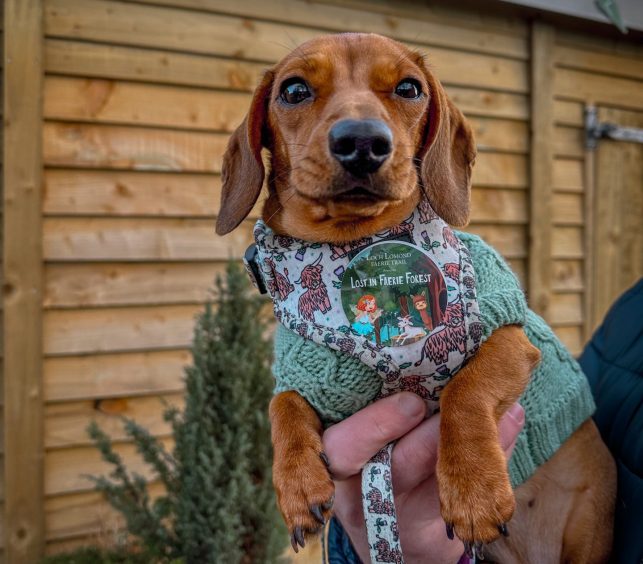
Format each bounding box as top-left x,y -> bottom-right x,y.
589,107 -> 643,330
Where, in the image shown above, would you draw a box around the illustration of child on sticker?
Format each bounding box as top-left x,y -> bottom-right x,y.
350,295 -> 383,337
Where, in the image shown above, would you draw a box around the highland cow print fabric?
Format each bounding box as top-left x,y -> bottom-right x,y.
249,199 -> 482,563
251,199 -> 482,410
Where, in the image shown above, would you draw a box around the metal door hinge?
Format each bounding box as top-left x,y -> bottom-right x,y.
585,106 -> 643,149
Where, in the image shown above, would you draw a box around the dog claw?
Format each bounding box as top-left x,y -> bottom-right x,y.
474,542 -> 485,560
322,494 -> 335,511
290,527 -> 306,552
498,523 -> 509,537
445,522 -> 454,540
311,504 -> 325,525
294,526 -> 306,549
463,541 -> 474,559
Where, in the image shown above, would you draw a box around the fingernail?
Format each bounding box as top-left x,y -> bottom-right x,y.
398,393 -> 425,418
506,403 -> 525,425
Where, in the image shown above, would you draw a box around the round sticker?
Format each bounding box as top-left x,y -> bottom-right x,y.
341,241 -> 447,347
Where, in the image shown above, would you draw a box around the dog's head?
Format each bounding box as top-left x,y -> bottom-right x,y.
216,33 -> 476,243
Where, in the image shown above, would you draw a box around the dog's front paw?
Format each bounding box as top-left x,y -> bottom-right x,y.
273,447 -> 335,552
437,442 -> 514,554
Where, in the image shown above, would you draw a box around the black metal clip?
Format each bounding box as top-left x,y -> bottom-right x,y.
243,243 -> 267,295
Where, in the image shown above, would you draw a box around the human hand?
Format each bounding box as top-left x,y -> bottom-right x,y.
322,393 -> 525,564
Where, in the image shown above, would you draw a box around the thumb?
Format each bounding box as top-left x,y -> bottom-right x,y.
322,393 -> 426,480
499,403 -> 525,457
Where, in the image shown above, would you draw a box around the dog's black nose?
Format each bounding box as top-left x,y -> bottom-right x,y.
328,119 -> 393,177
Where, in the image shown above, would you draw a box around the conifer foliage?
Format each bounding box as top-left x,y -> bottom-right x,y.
88,262 -> 286,563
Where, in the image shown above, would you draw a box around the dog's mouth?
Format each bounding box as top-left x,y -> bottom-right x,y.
333,186 -> 383,203
290,176 -> 406,227
331,178 -> 400,204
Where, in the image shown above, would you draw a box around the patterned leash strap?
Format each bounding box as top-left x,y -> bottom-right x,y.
321,520 -> 328,564
362,443 -> 404,563
361,444 -> 476,564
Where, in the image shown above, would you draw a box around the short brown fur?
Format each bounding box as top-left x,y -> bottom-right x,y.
218,33 -> 616,561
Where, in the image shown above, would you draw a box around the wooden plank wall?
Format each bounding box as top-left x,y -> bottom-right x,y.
40,0 -> 531,553
529,22 -> 554,323
0,1 -> 4,561
3,0 -> 45,561
546,28 -> 643,353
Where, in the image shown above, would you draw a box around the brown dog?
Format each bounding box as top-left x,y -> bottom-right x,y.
216,33 -> 616,562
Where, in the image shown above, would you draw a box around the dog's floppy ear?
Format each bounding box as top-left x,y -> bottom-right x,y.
216,71 -> 274,235
416,69 -> 476,227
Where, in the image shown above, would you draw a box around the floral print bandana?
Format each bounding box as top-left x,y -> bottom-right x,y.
246,199 -> 482,563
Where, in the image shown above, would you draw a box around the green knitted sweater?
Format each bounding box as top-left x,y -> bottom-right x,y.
272,232 -> 595,486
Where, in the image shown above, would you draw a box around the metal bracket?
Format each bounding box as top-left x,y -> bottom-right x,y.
595,0 -> 628,34
585,105 -> 643,150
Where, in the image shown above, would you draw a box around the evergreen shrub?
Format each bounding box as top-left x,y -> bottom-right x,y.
87,262 -> 286,563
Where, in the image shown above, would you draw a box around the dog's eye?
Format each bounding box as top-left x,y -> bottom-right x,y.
280,79 -> 312,105
395,79 -> 422,99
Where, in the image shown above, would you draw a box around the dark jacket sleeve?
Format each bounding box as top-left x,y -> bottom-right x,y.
326,517 -> 363,564
578,278 -> 643,564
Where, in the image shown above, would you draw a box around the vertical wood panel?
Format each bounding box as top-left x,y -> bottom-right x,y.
529,22 -> 555,319
591,108 -> 643,331
3,0 -> 45,561
0,0 -> 4,556
583,147 -> 594,340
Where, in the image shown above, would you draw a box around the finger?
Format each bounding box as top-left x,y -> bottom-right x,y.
323,392 -> 425,480
332,477 -> 372,559
393,402 -> 525,494
391,413 -> 441,494
504,437 -> 519,458
498,403 -> 525,452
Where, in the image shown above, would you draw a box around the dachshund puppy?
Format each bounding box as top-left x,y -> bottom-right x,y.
216,33 -> 615,562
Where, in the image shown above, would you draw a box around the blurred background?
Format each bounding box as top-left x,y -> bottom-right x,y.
3,0 -> 642,562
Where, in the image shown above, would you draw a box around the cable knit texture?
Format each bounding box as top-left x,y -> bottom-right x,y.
273,232 -> 595,486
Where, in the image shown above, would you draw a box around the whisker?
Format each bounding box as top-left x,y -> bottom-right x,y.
392,51 -> 411,75
265,185 -> 298,224
267,40 -> 297,54
268,162 -> 314,186
283,32 -> 303,52
298,51 -> 315,73
269,167 -> 298,185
